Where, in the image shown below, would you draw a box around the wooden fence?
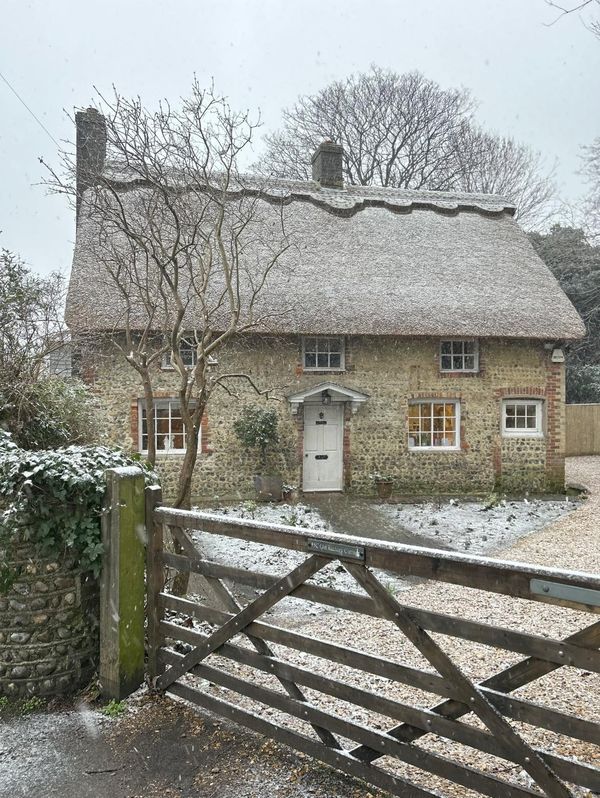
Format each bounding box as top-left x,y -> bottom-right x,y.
145,486 -> 600,798
566,403 -> 600,456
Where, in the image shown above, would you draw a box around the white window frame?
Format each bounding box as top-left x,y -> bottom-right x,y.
139,399 -> 196,455
501,399 -> 544,438
439,339 -> 479,373
407,400 -> 461,451
302,336 -> 345,372
162,337 -> 197,370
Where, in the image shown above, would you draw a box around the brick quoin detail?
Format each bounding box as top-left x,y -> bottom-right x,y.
130,396 -> 210,454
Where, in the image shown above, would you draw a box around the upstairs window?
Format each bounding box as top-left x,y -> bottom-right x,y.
162,338 -> 197,369
302,336 -> 345,371
502,400 -> 543,437
440,340 -> 479,372
140,399 -> 195,454
408,401 -> 460,450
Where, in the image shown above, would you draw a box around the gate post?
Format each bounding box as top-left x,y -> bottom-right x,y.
145,484 -> 164,683
99,466 -> 146,699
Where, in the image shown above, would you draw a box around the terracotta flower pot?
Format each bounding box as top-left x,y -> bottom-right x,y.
253,474 -> 283,502
375,480 -> 394,499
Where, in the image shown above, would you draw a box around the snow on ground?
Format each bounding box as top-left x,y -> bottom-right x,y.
378,495 -> 580,554
183,496 -> 580,618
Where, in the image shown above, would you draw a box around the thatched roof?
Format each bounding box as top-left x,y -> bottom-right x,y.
66,173 -> 585,340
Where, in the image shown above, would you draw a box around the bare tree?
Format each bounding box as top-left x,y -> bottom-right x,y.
582,137 -> 600,239
546,1 -> 600,38
450,127 -> 558,228
45,83 -> 292,514
257,66 -> 557,228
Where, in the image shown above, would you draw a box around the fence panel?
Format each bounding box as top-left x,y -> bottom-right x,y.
566,403 -> 600,455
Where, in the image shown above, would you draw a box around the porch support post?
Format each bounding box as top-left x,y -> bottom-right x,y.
99,466 -> 146,699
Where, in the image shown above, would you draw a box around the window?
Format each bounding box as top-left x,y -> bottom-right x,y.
140,399 -> 195,453
302,336 -> 345,371
440,340 -> 479,372
162,338 -> 197,369
408,401 -> 460,450
502,400 -> 543,437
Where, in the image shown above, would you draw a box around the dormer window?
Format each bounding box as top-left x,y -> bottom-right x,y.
440,339 -> 479,372
302,336 -> 345,371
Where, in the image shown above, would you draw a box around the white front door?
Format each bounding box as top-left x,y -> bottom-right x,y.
303,403 -> 344,492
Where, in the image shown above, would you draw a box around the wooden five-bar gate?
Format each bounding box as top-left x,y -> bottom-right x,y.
145,487 -> 600,798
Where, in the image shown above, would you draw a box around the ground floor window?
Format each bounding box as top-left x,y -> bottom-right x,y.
140,399 -> 194,453
502,399 -> 543,436
408,400 -> 460,450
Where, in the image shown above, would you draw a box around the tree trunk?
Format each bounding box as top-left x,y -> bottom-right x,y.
170,422 -> 201,596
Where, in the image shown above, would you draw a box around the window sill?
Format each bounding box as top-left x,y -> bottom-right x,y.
440,370 -> 480,376
141,450 -> 187,457
408,446 -> 461,453
302,369 -> 346,374
501,433 -> 545,439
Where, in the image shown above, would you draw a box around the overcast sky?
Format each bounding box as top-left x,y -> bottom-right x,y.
1,0 -> 599,276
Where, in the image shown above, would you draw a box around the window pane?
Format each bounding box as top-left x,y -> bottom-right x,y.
445,417 -> 455,432
526,416 -> 537,428
444,403 -> 455,417
526,404 -> 537,416
304,338 -> 316,352
305,352 -> 316,368
516,405 -> 526,416
516,416 -> 526,428
329,353 -> 341,368
421,416 -> 431,431
433,404 -> 444,417
408,419 -> 420,433
441,341 -> 452,354
433,417 -> 444,431
172,433 -> 184,449
433,432 -> 444,446
505,405 -> 515,417
317,353 -> 329,368
408,405 -> 419,418
464,355 -> 475,370
420,433 -> 431,447
452,355 -> 463,370
463,341 -> 474,354
441,355 -> 452,370
505,416 -> 515,428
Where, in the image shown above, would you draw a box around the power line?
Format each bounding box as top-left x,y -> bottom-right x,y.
0,69 -> 61,148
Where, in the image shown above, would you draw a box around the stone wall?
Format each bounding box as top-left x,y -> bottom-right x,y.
80,334 -> 566,500
0,538 -> 99,697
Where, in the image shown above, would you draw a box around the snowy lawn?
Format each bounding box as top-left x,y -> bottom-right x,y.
182,496 -> 580,616
379,495 -> 581,554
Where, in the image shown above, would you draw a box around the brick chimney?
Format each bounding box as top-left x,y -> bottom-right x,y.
311,141 -> 344,189
75,107 -> 107,220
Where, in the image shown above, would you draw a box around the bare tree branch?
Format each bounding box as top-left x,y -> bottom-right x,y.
256,66 -> 557,228
44,82 -> 292,522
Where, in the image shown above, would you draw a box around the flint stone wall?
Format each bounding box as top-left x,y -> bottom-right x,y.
81,335 -> 566,501
0,537 -> 99,697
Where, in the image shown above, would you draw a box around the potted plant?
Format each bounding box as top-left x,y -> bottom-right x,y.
234,406 -> 283,501
372,472 -> 394,499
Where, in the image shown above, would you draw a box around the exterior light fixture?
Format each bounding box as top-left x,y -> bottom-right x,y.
321,390 -> 332,406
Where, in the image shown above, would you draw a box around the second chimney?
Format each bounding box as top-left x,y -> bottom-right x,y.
311,141 -> 344,189
75,107 -> 107,220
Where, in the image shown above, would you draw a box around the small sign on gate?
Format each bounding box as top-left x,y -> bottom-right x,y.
308,538 -> 365,561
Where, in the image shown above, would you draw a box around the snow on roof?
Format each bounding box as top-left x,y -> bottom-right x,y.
66,169 -> 585,340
